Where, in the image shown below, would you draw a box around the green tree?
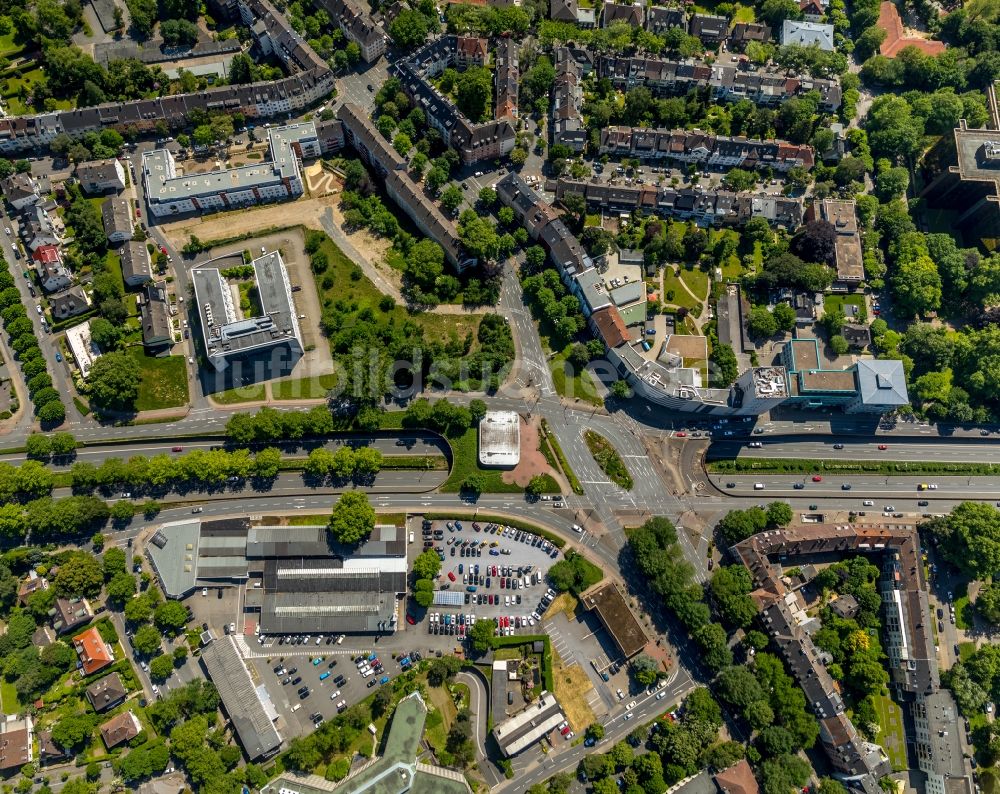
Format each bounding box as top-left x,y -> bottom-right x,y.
412,549 -> 442,580
54,552 -> 103,598
632,654 -> 660,687
87,351 -> 141,412
149,654 -> 175,681
52,713 -> 94,751
132,624 -> 162,656
389,9 -> 430,47
106,571 -> 136,604
440,184 -> 464,213
455,66 -> 492,122
468,618 -> 494,652
328,491 -> 375,544
747,306 -> 778,339
153,600 -> 188,635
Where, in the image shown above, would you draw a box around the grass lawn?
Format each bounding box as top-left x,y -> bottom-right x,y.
959,641 -> 978,662
551,346 -> 602,406
551,649 -> 596,732
584,213 -> 601,227
871,691 -> 907,772
0,32 -> 23,57
662,268 -> 702,311
955,593 -> 974,630
0,680 -> 19,714
212,384 -> 266,404
272,374 -> 337,400
732,4 -> 756,21
824,293 -> 868,323
128,349 -> 189,411
678,265 -> 709,301
441,427 -> 522,493
314,232 -> 484,376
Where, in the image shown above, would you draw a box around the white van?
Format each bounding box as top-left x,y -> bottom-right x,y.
753,483 -> 765,490
291,704 -> 302,712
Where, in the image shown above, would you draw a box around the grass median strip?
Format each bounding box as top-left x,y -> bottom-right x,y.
708,457 -> 1000,476
583,429 -> 633,490
541,420 -> 583,495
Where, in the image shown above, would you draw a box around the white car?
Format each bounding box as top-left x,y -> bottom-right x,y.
336,634 -> 345,644
626,700 -> 637,710
656,691 -> 667,700
329,690 -> 341,700
202,587 -> 208,596
229,622 -> 236,634
572,524 -> 583,533
363,669 -> 375,677
616,688 -> 625,700
928,484 -> 938,490
863,500 -> 874,506
151,684 -> 159,695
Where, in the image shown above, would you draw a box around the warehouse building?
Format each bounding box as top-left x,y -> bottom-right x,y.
493,691 -> 567,756
201,635 -> 282,760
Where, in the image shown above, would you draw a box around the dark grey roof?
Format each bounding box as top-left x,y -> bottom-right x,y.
120,240 -> 152,283
201,635 -> 282,760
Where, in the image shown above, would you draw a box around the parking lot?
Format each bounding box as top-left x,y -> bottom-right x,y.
419,519 -> 563,639
247,641 -> 422,737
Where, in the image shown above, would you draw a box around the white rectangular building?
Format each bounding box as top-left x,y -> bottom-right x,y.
478,411 -> 520,468
141,122 -> 318,218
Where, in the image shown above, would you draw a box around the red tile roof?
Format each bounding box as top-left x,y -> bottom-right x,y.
715,759 -> 760,794
32,244 -> 60,265
99,711 -> 141,749
878,1 -> 946,57
73,626 -> 114,675
592,306 -> 631,348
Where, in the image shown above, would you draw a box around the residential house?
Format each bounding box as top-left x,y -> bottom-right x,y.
99,711 -> 142,749
73,626 -> 114,675
792,292 -> 815,325
690,14 -> 728,45
120,240 -> 153,286
552,48 -> 587,152
75,159 -> 126,194
17,571 -> 47,605
50,287 -> 91,321
0,716 -> 32,771
814,198 -> 863,283
599,126 -> 814,171
603,2 -> 644,28
139,280 -> 173,349
313,0 -> 387,61
728,22 -> 771,51
21,204 -> 62,252
33,245 -> 71,293
645,6 -> 686,34
85,673 -> 128,713
714,759 -> 760,794
495,37 -> 519,121
52,596 -> 93,634
781,20 -> 835,50
338,103 -> 477,271
1,173 -> 40,210
455,36 -> 488,67
842,324 -> 872,349
549,0 -> 594,26
799,0 -> 824,21
829,594 -> 860,619
37,731 -> 68,765
101,195 -> 133,243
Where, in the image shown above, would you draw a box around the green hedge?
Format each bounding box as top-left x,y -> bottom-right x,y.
423,513 -> 566,549
707,457 -> 1000,476
541,420 -> 584,495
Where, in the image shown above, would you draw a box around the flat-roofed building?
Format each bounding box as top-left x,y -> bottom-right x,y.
201,635 -> 282,759
65,321 -> 102,379
581,581 -> 648,659
147,519 -> 406,634
815,198 -> 863,283
493,692 -> 566,756
478,411 -> 520,468
142,122 -> 317,217
192,250 -> 303,371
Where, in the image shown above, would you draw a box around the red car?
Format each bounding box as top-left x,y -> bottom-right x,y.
675,431 -> 687,437
811,475 -> 822,482
135,208 -> 141,217
171,446 -> 183,452
160,246 -> 167,255
406,614 -> 416,625
878,444 -> 888,450
447,571 -> 456,582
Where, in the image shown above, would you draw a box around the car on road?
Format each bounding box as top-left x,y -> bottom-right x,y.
626,701 -> 636,710
841,484 -> 852,490
918,500 -> 929,506
172,446 -> 183,452
793,483 -> 804,489
878,444 -> 888,450
54,351 -> 62,362
811,475 -> 822,482
192,507 -> 203,513
833,443 -> 844,449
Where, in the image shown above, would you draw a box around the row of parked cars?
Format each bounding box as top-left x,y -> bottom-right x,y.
277,634 -> 346,646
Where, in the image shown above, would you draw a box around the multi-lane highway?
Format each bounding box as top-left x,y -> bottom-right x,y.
710,435 -> 1000,463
